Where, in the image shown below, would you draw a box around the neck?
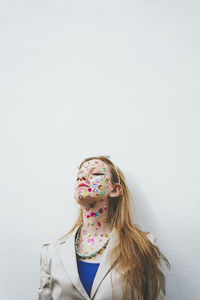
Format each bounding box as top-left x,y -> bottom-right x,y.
80,199 -> 112,236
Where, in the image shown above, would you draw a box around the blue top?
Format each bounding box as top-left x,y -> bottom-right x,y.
77,259 -> 100,297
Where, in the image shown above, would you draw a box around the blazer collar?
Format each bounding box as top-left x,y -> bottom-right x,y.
56,226 -> 119,300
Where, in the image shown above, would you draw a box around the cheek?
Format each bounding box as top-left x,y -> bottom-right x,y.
96,177 -> 111,192
84,176 -> 112,194
103,176 -> 111,186
93,176 -> 109,186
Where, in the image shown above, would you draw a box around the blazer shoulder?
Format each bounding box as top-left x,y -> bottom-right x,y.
145,231 -> 158,246
55,229 -> 78,245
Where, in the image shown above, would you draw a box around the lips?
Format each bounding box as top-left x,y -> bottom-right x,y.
78,183 -> 89,188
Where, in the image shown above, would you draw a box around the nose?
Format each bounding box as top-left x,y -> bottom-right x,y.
79,173 -> 89,182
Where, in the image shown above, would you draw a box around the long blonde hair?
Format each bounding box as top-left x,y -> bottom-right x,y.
58,155 -> 171,300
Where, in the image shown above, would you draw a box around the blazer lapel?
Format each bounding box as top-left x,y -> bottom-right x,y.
90,228 -> 119,299
56,227 -> 91,300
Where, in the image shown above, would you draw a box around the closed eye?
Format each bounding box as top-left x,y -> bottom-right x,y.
76,173 -> 105,181
93,173 -> 105,175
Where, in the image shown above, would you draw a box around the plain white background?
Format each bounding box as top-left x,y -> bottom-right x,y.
0,0 -> 199,299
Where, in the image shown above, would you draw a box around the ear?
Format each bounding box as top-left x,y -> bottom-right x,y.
109,183 -> 122,198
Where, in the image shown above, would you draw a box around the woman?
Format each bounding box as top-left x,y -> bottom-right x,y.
38,155 -> 171,300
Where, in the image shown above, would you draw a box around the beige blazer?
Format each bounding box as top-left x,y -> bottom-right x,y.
38,227 -> 166,300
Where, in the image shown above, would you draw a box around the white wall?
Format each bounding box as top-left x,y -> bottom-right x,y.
0,0 -> 199,299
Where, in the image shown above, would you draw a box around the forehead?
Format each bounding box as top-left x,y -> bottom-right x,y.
78,159 -> 108,173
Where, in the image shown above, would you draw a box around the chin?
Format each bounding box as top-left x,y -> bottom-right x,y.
76,196 -> 89,203
76,197 -> 97,207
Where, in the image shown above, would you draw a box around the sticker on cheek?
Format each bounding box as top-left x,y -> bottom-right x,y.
99,191 -> 105,196
88,238 -> 94,244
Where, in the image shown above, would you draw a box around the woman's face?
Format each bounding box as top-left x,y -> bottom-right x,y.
74,159 -> 113,204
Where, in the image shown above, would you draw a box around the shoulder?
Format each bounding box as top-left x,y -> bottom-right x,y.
39,232 -> 73,255
39,227 -> 78,259
145,231 -> 158,246
40,237 -> 64,251
41,231 -> 73,248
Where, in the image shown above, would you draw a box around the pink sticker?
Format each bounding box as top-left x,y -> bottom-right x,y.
88,238 -> 94,244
